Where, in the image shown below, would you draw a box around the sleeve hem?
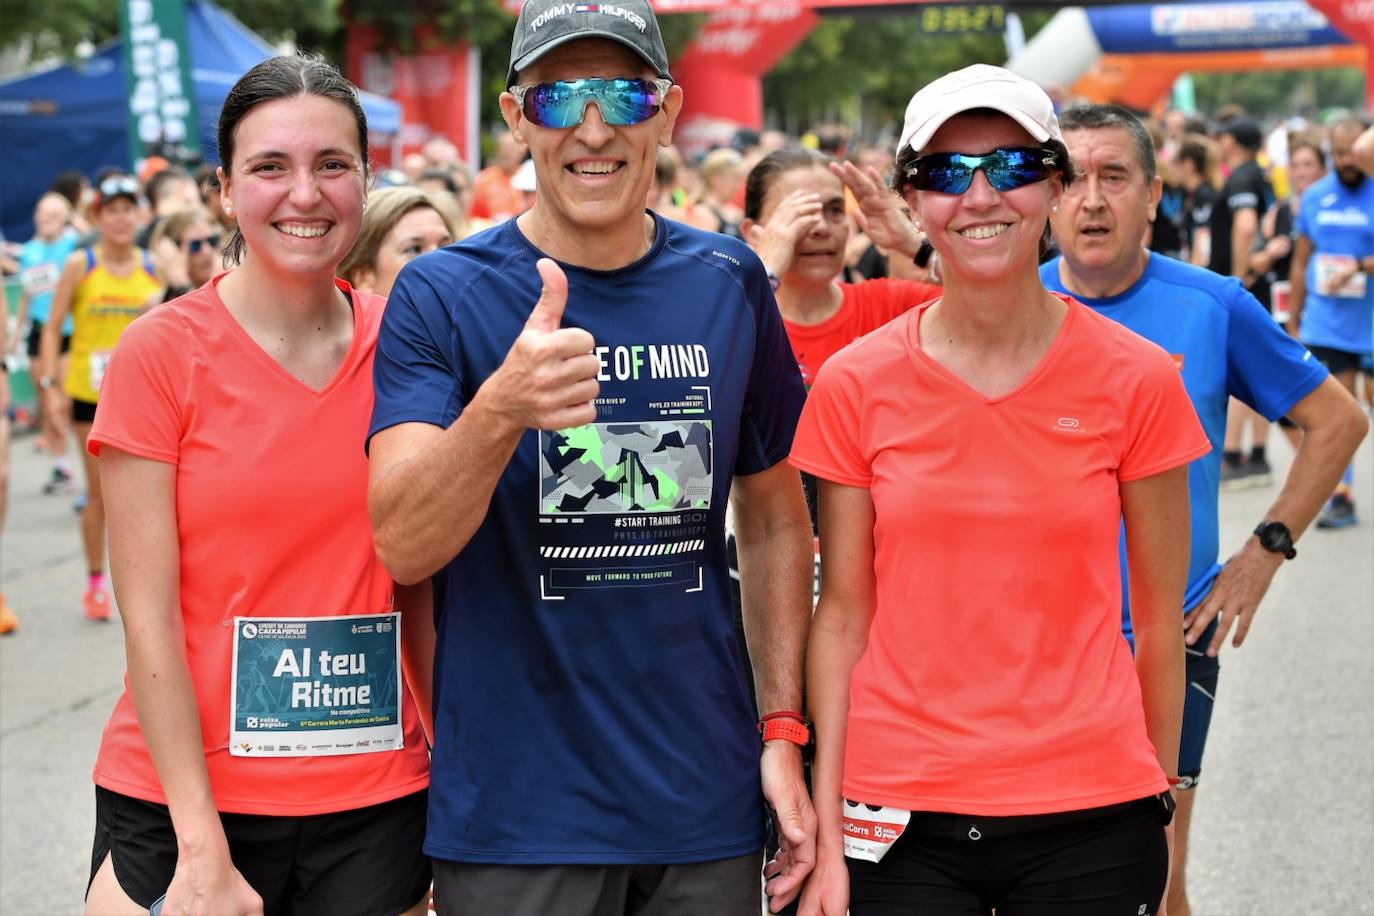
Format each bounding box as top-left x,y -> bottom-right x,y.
788,455 -> 871,488
365,412 -> 452,450
1118,441 -> 1213,483
736,440 -> 796,477
1254,369 -> 1328,422
87,434 -> 178,465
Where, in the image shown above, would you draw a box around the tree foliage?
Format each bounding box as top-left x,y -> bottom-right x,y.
0,0 -> 120,58
762,9 -> 1053,139
1190,68 -> 1367,121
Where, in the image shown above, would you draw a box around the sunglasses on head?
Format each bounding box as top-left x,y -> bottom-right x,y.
906,147 -> 1059,195
185,234 -> 220,254
510,78 -> 672,129
97,175 -> 141,199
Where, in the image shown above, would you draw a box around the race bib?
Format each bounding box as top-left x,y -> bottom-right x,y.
842,799 -> 911,863
21,262 -> 59,297
230,613 -> 404,757
1315,254 -> 1367,299
89,350 -> 113,392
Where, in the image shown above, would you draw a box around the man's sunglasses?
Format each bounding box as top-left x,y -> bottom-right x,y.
185,234 -> 220,254
510,78 -> 672,129
906,147 -> 1059,195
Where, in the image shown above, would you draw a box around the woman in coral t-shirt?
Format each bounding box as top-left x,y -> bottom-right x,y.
793,66 -> 1210,916
83,55 -> 431,916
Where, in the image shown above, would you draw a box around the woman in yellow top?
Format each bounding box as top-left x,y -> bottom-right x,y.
40,173 -> 162,621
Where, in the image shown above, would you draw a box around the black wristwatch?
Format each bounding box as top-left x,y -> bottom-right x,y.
1253,521 -> 1297,560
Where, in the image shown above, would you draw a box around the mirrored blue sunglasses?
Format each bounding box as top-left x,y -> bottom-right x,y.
907,147 -> 1059,194
511,78 -> 672,129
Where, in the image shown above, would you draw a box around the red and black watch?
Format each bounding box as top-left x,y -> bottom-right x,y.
757,711 -> 813,760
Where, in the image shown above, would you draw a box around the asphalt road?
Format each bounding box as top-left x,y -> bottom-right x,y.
2,421 -> 1371,916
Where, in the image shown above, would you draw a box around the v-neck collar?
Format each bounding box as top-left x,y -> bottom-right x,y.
207,272 -> 364,399
905,294 -> 1077,405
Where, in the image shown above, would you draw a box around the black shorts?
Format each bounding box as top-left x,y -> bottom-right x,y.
71,398 -> 97,424
1307,344 -> 1368,376
846,796 -> 1169,915
26,320 -> 71,358
88,786 -> 431,915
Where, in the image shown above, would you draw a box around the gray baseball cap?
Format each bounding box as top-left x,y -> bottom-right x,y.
507,0 -> 671,87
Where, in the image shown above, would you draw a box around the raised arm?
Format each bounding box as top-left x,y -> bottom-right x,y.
368,260 -> 600,584
97,448 -> 262,915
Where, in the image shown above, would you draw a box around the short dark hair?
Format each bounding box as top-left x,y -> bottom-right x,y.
217,53 -> 369,266
418,169 -> 458,195
1058,104 -> 1157,181
744,147 -> 834,222
145,166 -> 193,205
48,170 -> 87,209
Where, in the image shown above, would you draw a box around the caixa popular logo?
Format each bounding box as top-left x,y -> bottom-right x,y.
241,622 -> 258,639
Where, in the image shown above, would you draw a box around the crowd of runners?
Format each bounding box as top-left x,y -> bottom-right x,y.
0,0 -> 1372,913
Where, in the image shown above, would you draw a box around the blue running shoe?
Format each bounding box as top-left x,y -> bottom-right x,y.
1316,494 -> 1357,529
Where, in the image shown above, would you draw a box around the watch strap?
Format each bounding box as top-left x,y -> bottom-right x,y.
760,717 -> 810,746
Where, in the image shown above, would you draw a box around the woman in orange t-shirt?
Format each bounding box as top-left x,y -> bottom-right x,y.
83,55 -> 432,916
792,66 -> 1209,916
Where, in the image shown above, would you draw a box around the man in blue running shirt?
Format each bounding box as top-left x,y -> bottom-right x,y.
365,0 -> 816,912
1287,118 -> 1374,528
1043,104 -> 1368,916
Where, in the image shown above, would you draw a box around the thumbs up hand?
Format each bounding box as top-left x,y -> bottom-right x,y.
489,259 -> 601,431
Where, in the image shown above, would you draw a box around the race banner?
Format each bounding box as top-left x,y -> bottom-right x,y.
345,25 -> 480,167
230,613 -> 404,757
117,0 -> 197,166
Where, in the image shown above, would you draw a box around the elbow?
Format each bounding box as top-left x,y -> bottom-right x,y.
1345,404 -> 1371,447
372,528 -> 428,586
369,497 -> 425,586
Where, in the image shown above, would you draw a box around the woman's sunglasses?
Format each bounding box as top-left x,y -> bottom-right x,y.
185,234 -> 221,254
906,147 -> 1059,195
510,78 -> 672,129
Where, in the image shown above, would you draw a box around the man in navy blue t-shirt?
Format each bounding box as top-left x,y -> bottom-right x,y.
1044,104 -> 1367,916
365,0 -> 815,912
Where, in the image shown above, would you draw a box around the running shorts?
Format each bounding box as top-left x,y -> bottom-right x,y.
845,796 -> 1169,915
88,786 -> 430,915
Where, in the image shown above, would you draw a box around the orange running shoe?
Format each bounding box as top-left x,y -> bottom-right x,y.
83,586 -> 112,621
0,594 -> 17,634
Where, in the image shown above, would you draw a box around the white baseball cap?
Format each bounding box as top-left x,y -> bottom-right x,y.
898,64 -> 1062,155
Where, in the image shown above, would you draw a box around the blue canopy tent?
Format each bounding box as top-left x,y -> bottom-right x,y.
0,0 -> 400,240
